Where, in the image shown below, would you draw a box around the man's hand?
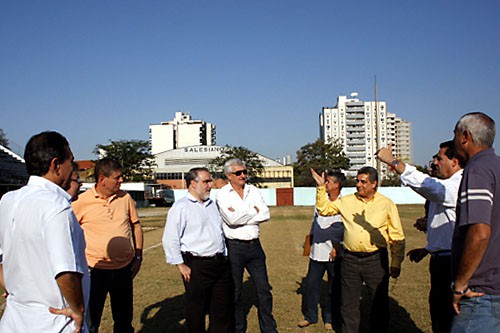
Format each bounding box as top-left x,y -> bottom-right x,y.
131,257 -> 142,279
329,247 -> 337,261
375,144 -> 394,165
48,306 -> 83,333
406,248 -> 429,263
177,263 -> 191,283
452,287 -> 484,315
390,267 -> 401,278
414,217 -> 428,233
310,168 -> 325,186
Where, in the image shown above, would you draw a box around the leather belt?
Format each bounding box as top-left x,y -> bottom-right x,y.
345,249 -> 384,258
226,238 -> 259,244
182,252 -> 226,261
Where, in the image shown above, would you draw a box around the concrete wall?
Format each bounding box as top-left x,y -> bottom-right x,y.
173,187 -> 425,206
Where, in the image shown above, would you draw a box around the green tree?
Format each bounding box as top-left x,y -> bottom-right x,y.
380,174 -> 401,186
0,129 -> 9,148
93,139 -> 155,182
293,138 -> 350,187
208,145 -> 265,187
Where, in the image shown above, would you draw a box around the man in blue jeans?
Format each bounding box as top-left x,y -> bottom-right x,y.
451,112 -> 500,332
216,158 -> 278,333
298,170 -> 345,331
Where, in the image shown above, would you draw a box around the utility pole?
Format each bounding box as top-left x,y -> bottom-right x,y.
374,75 -> 382,184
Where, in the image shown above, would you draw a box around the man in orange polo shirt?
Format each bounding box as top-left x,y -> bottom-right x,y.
72,158 -> 143,333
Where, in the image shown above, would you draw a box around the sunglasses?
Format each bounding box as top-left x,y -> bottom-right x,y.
231,169 -> 248,176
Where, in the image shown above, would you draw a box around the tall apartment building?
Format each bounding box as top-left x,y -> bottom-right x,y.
320,93 -> 412,177
149,112 -> 216,155
394,117 -> 413,163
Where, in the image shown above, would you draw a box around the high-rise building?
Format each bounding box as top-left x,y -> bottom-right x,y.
394,117 -> 413,163
320,93 -> 412,177
149,112 -> 216,155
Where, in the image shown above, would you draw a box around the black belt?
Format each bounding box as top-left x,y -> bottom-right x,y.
181,252 -> 226,261
345,249 -> 384,258
226,238 -> 259,244
431,250 -> 451,257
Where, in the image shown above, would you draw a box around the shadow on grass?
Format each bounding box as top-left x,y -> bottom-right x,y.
295,274 -> 342,332
138,294 -> 186,333
295,276 -> 424,333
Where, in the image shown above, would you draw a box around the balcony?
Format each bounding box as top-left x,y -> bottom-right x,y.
350,158 -> 366,165
346,101 -> 364,107
347,146 -> 366,151
347,133 -> 365,139
346,113 -> 365,119
346,120 -> 365,126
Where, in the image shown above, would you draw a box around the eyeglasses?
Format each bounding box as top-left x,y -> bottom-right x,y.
231,169 -> 248,176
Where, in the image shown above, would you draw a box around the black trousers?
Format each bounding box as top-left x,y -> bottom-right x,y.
429,255 -> 453,333
182,253 -> 233,333
88,264 -> 134,333
341,249 -> 389,333
226,238 -> 278,333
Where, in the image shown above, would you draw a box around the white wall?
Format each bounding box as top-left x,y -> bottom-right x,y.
172,187 -> 425,206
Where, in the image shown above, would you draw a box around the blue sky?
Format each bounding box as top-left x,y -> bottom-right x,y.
1,1 -> 499,166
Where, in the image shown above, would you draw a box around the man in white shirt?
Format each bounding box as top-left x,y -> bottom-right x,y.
163,167 -> 232,333
298,170 -> 345,331
376,140 -> 464,333
0,131 -> 89,333
216,158 -> 278,333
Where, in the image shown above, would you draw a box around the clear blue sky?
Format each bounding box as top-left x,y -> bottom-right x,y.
1,1 -> 499,166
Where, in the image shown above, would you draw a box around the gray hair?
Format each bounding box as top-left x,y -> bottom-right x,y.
223,158 -> 246,174
455,112 -> 496,147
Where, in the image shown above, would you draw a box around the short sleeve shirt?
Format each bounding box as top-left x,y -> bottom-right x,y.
72,187 -> 140,269
452,148 -> 500,294
0,176 -> 89,332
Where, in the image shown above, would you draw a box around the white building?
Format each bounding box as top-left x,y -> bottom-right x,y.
154,145 -> 293,189
149,112 -> 216,155
320,93 -> 412,177
395,117 -> 413,163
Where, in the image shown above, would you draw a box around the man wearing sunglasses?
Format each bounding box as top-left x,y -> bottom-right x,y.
216,158 -> 278,333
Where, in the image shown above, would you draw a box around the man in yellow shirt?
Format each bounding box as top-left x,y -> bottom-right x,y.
311,166 -> 405,333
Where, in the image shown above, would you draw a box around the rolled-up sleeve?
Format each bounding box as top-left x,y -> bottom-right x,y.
387,202 -> 406,269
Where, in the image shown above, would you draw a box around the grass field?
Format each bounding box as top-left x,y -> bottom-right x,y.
1,205 -> 432,332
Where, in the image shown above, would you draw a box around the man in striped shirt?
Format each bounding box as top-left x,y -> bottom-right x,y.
451,112 -> 499,332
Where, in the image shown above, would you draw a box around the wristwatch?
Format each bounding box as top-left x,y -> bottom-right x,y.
390,159 -> 399,172
451,281 -> 469,295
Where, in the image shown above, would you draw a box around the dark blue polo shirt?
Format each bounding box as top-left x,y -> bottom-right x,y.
452,148 -> 500,295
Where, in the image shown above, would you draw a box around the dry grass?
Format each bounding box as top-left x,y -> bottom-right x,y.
1,205 -> 432,332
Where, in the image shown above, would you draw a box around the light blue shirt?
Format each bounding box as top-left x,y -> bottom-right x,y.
162,192 -> 226,265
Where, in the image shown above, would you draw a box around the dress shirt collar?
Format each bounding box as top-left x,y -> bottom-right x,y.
450,169 -> 463,180
186,192 -> 214,207
27,175 -> 72,203
354,191 -> 378,203
227,183 -> 249,195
